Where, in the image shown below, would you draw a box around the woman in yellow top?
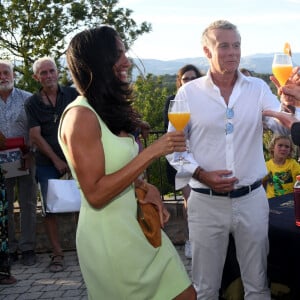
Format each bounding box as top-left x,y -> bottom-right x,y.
264,134 -> 300,198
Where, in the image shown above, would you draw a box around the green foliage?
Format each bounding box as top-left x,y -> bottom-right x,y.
133,74 -> 174,131
86,0 -> 151,51
147,157 -> 174,196
0,0 -> 151,92
133,73 -> 177,194
160,74 -> 177,91
141,132 -> 174,196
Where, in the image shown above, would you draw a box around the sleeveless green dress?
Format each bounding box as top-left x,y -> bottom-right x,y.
58,96 -> 191,300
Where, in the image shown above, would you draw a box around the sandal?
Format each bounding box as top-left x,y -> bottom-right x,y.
0,274 -> 17,285
49,255 -> 64,273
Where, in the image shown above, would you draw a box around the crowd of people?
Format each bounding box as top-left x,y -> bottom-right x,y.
0,57 -> 78,281
0,18 -> 300,300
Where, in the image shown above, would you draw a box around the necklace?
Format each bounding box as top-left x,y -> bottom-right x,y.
43,90 -> 58,123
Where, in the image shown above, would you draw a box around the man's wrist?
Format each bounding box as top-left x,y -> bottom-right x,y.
192,166 -> 204,182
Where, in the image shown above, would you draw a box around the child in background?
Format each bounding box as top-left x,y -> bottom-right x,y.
264,134 -> 300,198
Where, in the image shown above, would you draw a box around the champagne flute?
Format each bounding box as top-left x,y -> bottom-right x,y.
272,53 -> 293,86
168,99 -> 191,165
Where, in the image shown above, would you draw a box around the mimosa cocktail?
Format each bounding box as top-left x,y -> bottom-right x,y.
168,99 -> 190,165
168,112 -> 191,130
272,53 -> 293,86
272,64 -> 293,86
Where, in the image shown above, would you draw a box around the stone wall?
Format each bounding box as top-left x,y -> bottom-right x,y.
13,200 -> 187,253
13,205 -> 78,253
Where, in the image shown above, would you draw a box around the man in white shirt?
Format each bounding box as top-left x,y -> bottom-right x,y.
167,20 -> 287,300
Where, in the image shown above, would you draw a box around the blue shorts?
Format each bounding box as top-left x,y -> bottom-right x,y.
36,165 -> 61,214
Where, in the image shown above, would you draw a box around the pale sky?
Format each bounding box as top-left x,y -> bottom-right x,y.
118,0 -> 300,60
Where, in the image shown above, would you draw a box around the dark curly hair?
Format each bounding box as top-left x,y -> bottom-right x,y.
66,25 -> 141,135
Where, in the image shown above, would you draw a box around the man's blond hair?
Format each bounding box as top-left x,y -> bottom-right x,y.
201,20 -> 240,47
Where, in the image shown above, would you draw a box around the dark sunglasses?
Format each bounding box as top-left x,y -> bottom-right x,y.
181,76 -> 197,82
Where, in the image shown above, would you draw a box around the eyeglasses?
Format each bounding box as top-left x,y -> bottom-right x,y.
225,107 -> 234,135
181,76 -> 197,82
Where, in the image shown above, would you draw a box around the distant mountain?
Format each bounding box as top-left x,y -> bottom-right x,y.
132,53 -> 300,78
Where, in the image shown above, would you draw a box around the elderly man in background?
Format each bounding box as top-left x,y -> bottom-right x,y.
25,57 -> 78,272
0,60 -> 37,266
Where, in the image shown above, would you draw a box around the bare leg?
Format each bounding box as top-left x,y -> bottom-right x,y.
45,214 -> 63,256
173,285 -> 196,300
45,214 -> 64,272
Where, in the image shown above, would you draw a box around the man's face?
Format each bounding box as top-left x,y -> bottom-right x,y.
34,60 -> 58,89
204,29 -> 241,75
0,63 -> 14,91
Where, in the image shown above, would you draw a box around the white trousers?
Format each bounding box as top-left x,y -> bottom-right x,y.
188,186 -> 271,300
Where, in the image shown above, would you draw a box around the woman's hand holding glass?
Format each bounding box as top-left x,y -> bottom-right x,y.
144,131 -> 186,160
271,66 -> 300,109
168,99 -> 191,165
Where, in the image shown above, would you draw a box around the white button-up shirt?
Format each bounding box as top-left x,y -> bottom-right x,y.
167,71 -> 288,190
0,88 -> 32,142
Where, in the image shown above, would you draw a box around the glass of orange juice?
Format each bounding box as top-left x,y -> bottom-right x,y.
168,99 -> 191,165
272,53 -> 293,86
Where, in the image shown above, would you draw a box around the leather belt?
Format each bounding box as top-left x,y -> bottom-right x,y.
191,180 -> 262,198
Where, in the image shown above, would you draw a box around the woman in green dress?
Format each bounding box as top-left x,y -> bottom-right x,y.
58,26 -> 196,299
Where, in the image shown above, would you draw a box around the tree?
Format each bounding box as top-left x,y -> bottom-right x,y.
0,0 -> 151,91
133,74 -> 175,193
133,73 -> 174,131
85,0 -> 151,51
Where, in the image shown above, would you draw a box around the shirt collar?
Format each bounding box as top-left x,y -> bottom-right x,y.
205,69 -> 249,87
237,70 -> 252,82
10,87 -> 18,98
